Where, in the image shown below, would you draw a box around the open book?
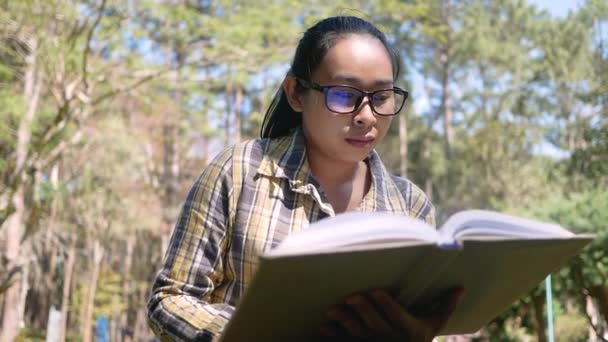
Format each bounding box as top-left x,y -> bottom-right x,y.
220,210 -> 592,342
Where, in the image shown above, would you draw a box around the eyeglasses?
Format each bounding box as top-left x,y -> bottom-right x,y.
297,79 -> 408,116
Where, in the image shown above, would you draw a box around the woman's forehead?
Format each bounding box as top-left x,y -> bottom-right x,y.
314,34 -> 394,87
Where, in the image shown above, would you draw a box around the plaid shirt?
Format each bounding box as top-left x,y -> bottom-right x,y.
147,128 -> 435,341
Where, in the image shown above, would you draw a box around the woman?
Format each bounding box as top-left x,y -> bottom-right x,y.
147,16 -> 463,341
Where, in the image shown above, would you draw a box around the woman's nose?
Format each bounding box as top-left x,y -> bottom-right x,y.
352,97 -> 376,127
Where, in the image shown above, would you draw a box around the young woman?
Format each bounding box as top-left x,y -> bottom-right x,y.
147,16 -> 464,341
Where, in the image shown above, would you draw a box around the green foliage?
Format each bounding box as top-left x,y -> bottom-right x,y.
514,190 -> 608,235
434,120 -> 551,213
510,190 -> 607,290
0,63 -> 14,80
506,190 -> 608,337
568,126 -> 608,183
0,87 -> 23,165
93,267 -> 128,318
71,266 -> 126,330
15,327 -> 46,342
1,0 -> 606,339
555,311 -> 590,342
495,318 -> 535,341
66,115 -> 162,238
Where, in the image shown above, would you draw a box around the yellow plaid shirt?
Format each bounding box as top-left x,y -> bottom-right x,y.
147,128 -> 435,341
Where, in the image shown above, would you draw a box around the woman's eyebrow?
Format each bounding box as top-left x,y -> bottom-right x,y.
331,75 -> 393,87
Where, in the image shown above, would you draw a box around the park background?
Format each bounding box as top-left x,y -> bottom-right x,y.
0,0 -> 606,341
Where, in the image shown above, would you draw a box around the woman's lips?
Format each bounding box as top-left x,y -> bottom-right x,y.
345,138 -> 375,148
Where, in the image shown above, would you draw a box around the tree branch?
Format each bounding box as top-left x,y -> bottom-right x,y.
82,0 -> 107,91
36,129 -> 83,172
91,69 -> 167,106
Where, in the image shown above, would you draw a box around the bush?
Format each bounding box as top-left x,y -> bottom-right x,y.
555,312 -> 588,342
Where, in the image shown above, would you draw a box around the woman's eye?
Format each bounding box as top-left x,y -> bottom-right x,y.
335,90 -> 355,98
373,92 -> 393,102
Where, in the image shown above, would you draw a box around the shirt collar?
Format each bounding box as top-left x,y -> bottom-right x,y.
256,127 -> 393,200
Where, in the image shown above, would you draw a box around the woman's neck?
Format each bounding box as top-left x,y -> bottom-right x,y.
308,153 -> 363,185
305,146 -> 371,213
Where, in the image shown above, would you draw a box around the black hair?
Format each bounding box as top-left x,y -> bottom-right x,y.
259,16 -> 401,138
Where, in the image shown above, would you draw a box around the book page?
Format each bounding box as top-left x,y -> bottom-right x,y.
267,212 -> 439,257
439,210 -> 575,241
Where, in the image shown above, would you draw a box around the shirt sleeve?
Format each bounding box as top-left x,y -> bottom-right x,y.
147,147 -> 235,342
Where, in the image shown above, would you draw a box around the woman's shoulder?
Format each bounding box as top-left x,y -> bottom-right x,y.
388,174 -> 430,202
230,132 -> 301,165
207,135 -> 293,176
227,136 -> 285,167
208,137 -> 271,163
388,174 -> 435,225
388,174 -> 419,195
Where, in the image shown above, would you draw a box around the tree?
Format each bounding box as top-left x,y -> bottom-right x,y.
0,1 -> 172,339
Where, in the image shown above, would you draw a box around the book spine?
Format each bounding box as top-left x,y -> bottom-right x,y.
437,237 -> 462,250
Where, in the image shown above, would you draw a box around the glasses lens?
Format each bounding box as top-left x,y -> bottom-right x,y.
372,90 -> 406,115
326,86 -> 361,113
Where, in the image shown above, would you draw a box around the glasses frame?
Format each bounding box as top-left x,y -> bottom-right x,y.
297,78 -> 408,116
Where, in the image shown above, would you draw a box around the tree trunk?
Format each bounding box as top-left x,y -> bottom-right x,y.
17,259 -> 29,332
571,259 -> 608,340
81,240 -> 104,342
1,187 -> 25,342
59,235 -> 76,342
161,122 -> 180,255
38,235 -> 58,329
588,285 -> 608,338
161,232 -> 171,261
234,86 -> 243,143
38,164 -> 60,329
133,307 -> 149,342
585,295 -> 608,342
119,233 -> 135,339
440,57 -> 453,160
587,296 -> 600,342
425,178 -> 433,202
440,0 -> 454,161
423,130 -> 433,201
110,316 -> 119,342
133,287 -> 153,342
1,37 -> 41,342
225,74 -> 234,146
160,42 -> 182,255
399,110 -> 408,178
531,291 -> 548,342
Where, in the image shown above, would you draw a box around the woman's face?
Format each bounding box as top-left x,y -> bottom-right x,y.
297,34 -> 395,165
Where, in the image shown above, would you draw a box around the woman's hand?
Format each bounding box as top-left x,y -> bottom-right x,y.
320,287 -> 465,341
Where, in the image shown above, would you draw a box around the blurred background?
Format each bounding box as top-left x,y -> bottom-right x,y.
0,0 -> 606,341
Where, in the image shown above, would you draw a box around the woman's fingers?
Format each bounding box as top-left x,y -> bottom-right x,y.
319,322 -> 340,337
345,294 -> 393,334
370,289 -> 434,339
424,286 -> 466,333
323,287 -> 466,341
326,305 -> 368,338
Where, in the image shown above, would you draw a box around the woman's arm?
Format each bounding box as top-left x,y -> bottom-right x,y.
147,148 -> 235,342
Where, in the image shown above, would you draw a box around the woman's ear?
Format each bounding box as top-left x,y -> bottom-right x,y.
282,76 -> 304,112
